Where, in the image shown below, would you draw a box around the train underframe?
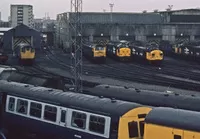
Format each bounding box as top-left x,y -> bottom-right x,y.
19,58 -> 35,66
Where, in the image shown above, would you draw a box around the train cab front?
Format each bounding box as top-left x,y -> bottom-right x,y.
118,107 -> 152,139
116,47 -> 131,61
20,47 -> 35,65
93,45 -> 106,62
147,49 -> 164,65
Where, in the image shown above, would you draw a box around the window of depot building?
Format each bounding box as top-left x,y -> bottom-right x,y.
128,121 -> 138,138
16,99 -> 28,115
30,102 -> 42,118
44,105 -> 57,122
71,111 -> 86,129
89,115 -> 105,134
174,135 -> 182,139
8,97 -> 15,111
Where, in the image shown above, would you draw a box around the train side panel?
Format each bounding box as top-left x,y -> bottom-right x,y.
118,107 -> 152,139
144,124 -> 200,139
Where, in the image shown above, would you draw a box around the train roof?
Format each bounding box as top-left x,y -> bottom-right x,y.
145,107 -> 200,132
0,80 -> 143,117
84,84 -> 200,112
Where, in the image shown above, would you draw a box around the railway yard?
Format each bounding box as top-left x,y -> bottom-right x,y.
1,46 -> 200,139
1,5 -> 200,139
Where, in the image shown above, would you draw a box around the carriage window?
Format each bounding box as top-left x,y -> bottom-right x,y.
128,121 -> 138,138
139,121 -> 145,137
30,102 -> 42,118
174,135 -> 181,139
71,111 -> 86,129
89,115 -> 105,134
8,97 -> 15,111
16,99 -> 28,115
138,114 -> 147,119
44,105 -> 57,122
60,110 -> 66,123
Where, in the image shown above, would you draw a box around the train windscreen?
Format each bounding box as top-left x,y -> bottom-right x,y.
95,45 -> 105,50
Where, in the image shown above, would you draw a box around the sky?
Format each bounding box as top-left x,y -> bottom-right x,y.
1,0 -> 200,21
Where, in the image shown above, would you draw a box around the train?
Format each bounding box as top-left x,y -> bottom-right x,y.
106,40 -> 131,61
83,42 -> 106,63
0,80 -> 200,139
0,80 -> 151,139
172,41 -> 200,62
82,84 -> 200,112
14,43 -> 35,65
130,41 -> 164,64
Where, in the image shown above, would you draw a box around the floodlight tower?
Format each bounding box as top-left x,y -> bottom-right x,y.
70,0 -> 83,93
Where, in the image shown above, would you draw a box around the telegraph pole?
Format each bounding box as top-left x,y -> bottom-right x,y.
70,0 -> 83,93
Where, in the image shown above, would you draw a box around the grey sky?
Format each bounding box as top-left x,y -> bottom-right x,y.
1,0 -> 200,20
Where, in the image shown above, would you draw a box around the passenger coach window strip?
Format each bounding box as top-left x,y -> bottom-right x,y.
16,99 -> 28,115
89,115 -> 105,134
71,111 -> 86,129
8,97 -> 15,111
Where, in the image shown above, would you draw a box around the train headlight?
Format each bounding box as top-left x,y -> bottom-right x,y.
132,48 -> 136,54
196,52 -> 200,56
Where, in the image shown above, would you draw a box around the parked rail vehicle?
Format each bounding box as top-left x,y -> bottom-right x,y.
82,84 -> 200,113
144,107 -> 200,139
15,43 -> 35,65
172,41 -> 200,62
130,41 -> 164,64
0,80 -> 152,139
158,40 -> 173,56
1,81 -> 200,139
0,49 -> 8,64
106,40 -> 131,61
83,42 -> 106,63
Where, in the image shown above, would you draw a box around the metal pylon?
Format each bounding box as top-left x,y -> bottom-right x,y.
70,0 -> 83,93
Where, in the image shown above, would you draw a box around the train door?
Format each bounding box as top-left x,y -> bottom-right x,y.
172,129 -> 183,139
59,107 -> 67,127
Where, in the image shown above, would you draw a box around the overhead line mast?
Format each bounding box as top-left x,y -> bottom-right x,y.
70,0 -> 83,93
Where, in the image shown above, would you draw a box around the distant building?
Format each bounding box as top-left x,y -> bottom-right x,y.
33,18 -> 56,32
10,4 -> 34,28
0,21 -> 10,28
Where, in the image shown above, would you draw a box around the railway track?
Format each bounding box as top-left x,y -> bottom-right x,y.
44,49 -> 200,91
